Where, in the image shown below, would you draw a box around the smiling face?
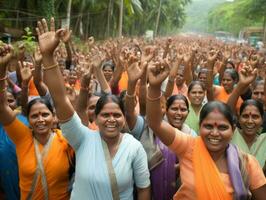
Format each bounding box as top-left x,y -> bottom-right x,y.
252,83 -> 264,104
200,110 -> 234,154
28,102 -> 54,136
188,84 -> 205,106
222,72 -> 234,93
239,105 -> 262,137
102,65 -> 114,82
96,102 -> 125,138
166,99 -> 189,129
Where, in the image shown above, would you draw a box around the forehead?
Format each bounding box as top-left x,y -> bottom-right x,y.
253,84 -> 264,91
190,84 -> 204,92
103,65 -> 113,71
169,99 -> 187,108
202,111 -> 230,125
29,102 -> 51,114
222,73 -> 233,80
241,105 -> 260,114
99,102 -> 122,113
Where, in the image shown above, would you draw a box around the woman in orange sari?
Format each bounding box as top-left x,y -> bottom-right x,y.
146,60 -> 266,200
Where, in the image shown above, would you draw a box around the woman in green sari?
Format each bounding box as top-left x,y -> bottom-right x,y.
185,81 -> 206,134
231,99 -> 266,168
227,65 -> 266,170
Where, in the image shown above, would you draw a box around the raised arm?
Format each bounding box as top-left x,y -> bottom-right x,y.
75,70 -> 92,126
18,61 -> 32,115
32,47 -> 48,96
206,50 -> 218,102
0,43 -> 16,125
36,18 -> 74,121
164,53 -> 183,99
146,59 -> 176,146
227,65 -> 257,114
125,55 -> 146,130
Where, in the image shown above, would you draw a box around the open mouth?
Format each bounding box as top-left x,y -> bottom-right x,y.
208,138 -> 221,145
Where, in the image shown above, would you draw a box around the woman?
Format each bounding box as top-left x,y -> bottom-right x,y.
231,100 -> 266,169
146,61 -> 266,199
124,59 -> 196,200
0,44 -> 74,199
0,91 -> 28,200
36,18 -> 150,200
206,51 -> 243,110
185,81 -> 206,134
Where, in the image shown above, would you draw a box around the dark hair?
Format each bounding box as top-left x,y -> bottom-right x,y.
239,99 -> 264,118
226,60 -> 235,69
199,101 -> 235,127
26,97 -> 54,117
223,68 -> 239,83
198,68 -> 208,77
95,94 -> 125,116
102,61 -> 115,71
166,94 -> 189,111
252,79 -> 264,90
188,81 -> 206,93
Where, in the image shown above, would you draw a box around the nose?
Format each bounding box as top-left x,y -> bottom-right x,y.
37,115 -> 44,122
210,128 -> 219,136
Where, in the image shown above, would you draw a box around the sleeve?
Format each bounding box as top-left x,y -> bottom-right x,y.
133,144 -> 150,188
130,115 -> 144,140
168,129 -> 192,156
4,118 -> 31,146
247,154 -> 266,190
60,112 -> 90,151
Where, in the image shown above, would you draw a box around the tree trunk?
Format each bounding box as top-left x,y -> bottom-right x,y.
106,0 -> 114,37
263,15 -> 266,43
118,0 -> 124,37
155,0 -> 162,37
66,0 -> 72,29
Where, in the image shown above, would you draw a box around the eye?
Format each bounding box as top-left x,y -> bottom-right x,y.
42,113 -> 50,117
181,108 -> 188,112
113,113 -> 122,118
30,114 -> 38,119
218,125 -> 229,131
101,113 -> 109,118
241,114 -> 249,119
203,124 -> 213,130
251,115 -> 260,120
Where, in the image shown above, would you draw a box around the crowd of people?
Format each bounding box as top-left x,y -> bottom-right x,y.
0,17 -> 265,200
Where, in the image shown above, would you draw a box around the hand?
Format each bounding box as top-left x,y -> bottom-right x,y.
19,61 -> 33,84
36,18 -> 63,57
126,55 -> 146,83
33,47 -> 43,66
61,29 -> 72,43
0,43 -> 13,76
148,59 -> 169,87
91,52 -> 105,71
238,64 -> 257,86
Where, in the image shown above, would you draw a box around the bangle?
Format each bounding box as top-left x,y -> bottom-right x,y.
0,75 -> 7,81
147,92 -> 162,102
126,92 -> 135,98
43,63 -> 58,71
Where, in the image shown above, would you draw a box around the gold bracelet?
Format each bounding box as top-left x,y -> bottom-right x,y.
0,75 -> 7,81
43,63 -> 58,71
126,92 -> 135,98
147,92 -> 162,102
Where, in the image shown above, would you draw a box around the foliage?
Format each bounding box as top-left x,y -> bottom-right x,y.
0,0 -> 191,39
21,27 -> 36,53
208,0 -> 265,36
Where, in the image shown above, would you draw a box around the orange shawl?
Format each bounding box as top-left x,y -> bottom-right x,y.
193,137 -> 232,200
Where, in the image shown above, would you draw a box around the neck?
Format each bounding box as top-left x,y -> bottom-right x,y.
191,103 -> 201,114
209,149 -> 226,162
241,131 -> 256,148
101,133 -> 121,147
34,132 -> 51,145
